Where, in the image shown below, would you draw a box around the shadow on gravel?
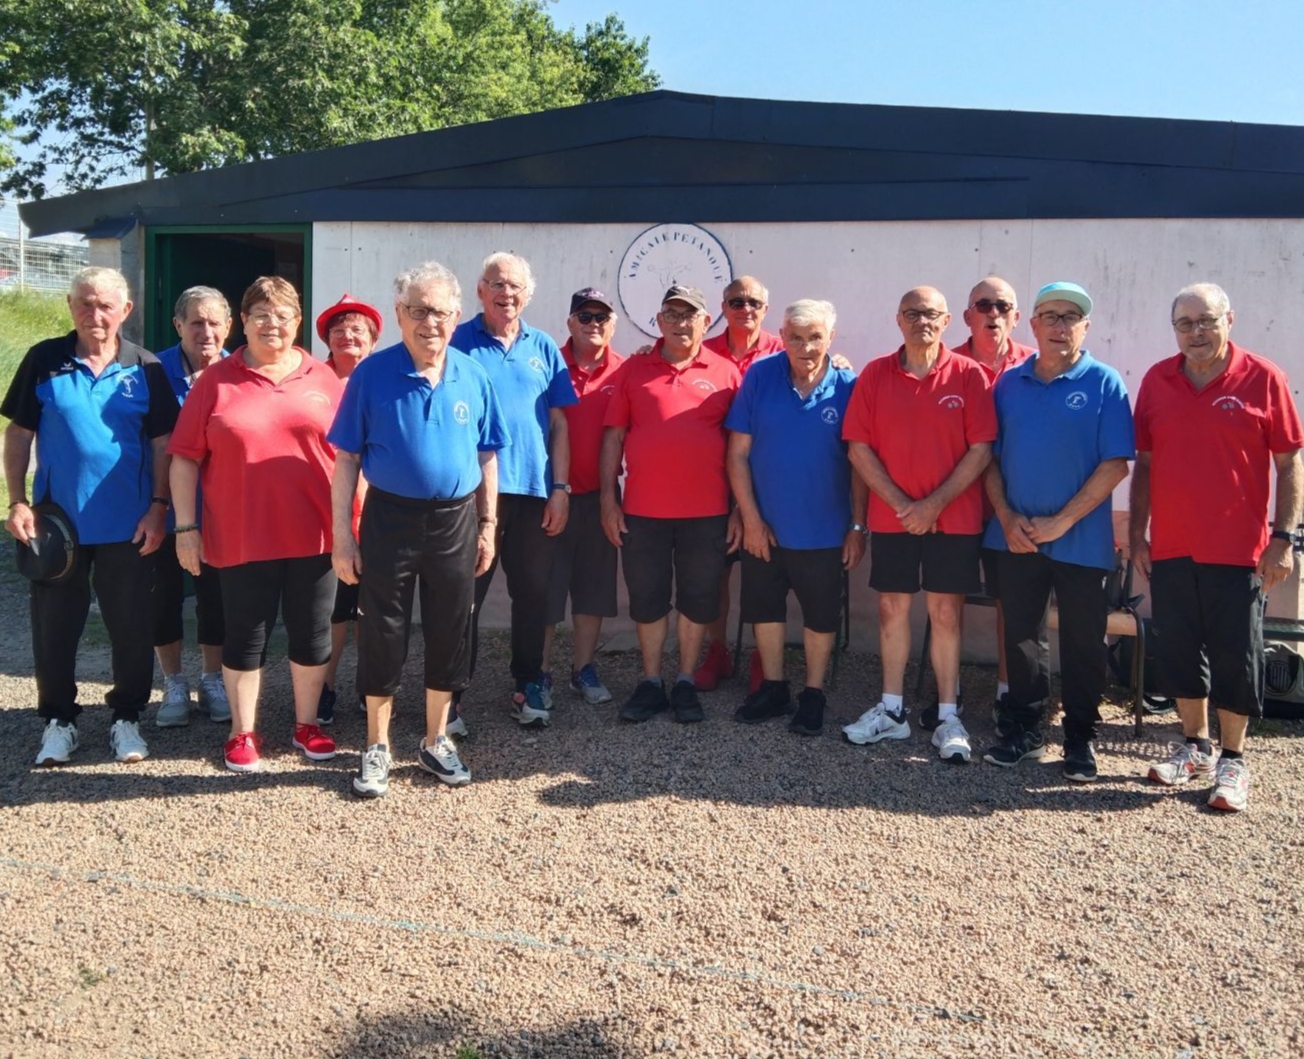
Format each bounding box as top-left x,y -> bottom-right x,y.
331,1007 -> 628,1059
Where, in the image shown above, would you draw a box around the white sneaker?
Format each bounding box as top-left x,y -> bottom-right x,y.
1147,741 -> 1217,786
842,703 -> 910,745
1208,757 -> 1250,812
155,677 -> 191,727
109,719 -> 149,763
35,720 -> 78,765
198,674 -> 231,723
931,716 -> 971,763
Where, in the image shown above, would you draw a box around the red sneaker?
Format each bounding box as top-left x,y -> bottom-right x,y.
748,648 -> 765,696
693,639 -> 734,691
224,731 -> 264,773
292,723 -> 337,761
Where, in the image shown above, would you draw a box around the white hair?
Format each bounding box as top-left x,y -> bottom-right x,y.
69,266 -> 129,303
480,251 -> 536,299
783,298 -> 837,331
1172,282 -> 1231,320
394,261 -> 462,311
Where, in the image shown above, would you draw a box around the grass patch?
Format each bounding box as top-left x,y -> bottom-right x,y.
0,288 -> 68,395
77,965 -> 105,990
455,1047 -> 483,1059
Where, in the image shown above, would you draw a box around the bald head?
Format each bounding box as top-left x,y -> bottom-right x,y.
899,286 -> 948,314
962,276 -> 1021,359
896,286 -> 951,353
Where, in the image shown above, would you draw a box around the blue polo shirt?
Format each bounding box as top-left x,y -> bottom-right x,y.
327,343 -> 510,500
725,355 -> 858,549
1,332 -> 178,545
983,351 -> 1135,570
450,315 -> 577,497
156,343 -> 229,529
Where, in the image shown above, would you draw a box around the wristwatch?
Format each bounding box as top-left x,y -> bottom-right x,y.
552,482 -> 572,495
1271,529 -> 1295,543
851,522 -> 867,535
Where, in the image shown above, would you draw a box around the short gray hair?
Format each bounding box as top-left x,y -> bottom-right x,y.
394,262 -> 462,311
69,266 -> 129,303
481,251 -> 536,299
784,298 -> 837,332
1171,282 -> 1231,320
173,285 -> 230,322
724,276 -> 770,303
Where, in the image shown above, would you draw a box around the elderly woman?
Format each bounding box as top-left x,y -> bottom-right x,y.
153,286 -> 233,728
314,294 -> 382,725
168,276 -> 343,772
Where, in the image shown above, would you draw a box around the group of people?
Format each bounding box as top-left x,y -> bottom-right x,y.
4,257 -> 1298,813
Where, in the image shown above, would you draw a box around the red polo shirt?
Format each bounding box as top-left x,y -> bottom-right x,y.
704,329 -> 785,376
168,348 -> 343,567
842,345 -> 996,535
604,342 -> 741,518
1134,342 -> 1303,566
952,337 -> 1036,383
561,339 -> 625,496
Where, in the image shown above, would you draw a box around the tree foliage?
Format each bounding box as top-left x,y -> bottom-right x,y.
0,0 -> 660,198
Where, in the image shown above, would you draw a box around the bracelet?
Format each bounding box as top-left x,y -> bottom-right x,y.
8,500 -> 29,510
478,516 -> 497,525
1271,529 -> 1294,543
173,524 -> 200,534
150,496 -> 169,507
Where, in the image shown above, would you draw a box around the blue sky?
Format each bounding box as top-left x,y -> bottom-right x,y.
553,0 -> 1304,125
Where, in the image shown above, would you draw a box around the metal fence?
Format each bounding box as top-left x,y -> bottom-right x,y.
0,201 -> 88,293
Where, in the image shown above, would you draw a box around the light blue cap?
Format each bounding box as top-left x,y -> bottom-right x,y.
1034,281 -> 1092,316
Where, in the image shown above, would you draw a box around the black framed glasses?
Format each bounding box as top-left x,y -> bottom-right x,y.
901,308 -> 945,323
727,297 -> 765,311
403,304 -> 456,323
575,311 -> 611,325
971,299 -> 1015,315
1172,314 -> 1225,334
1036,310 -> 1085,328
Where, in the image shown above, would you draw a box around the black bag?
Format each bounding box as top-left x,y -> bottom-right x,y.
1264,641 -> 1304,720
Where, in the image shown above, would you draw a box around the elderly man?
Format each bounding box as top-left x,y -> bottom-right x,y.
726,299 -> 866,735
451,252 -> 577,728
982,282 -> 1134,780
329,262 -> 508,797
152,286 -> 232,727
841,287 -> 995,763
948,277 -> 1036,724
3,266 -> 177,766
601,284 -> 742,723
1133,283 -> 1303,812
541,288 -> 625,706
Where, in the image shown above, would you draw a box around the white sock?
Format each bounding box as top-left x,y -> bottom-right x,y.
997,681 -> 1009,698
882,693 -> 904,712
938,702 -> 958,721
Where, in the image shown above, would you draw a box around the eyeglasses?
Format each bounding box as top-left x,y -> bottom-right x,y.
1035,310 -> 1085,328
575,311 -> 611,325
248,310 -> 298,327
403,304 -> 456,323
1172,314 -> 1225,334
971,299 -> 1015,315
660,309 -> 701,325
901,309 -> 946,323
329,325 -> 370,339
483,279 -> 525,294
726,297 -> 765,311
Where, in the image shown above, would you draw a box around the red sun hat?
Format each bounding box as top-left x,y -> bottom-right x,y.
315,294 -> 384,343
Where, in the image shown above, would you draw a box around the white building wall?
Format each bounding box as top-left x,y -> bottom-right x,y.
313,219 -> 1304,663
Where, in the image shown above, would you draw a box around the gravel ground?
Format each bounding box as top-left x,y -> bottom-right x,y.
2,569 -> 1303,1059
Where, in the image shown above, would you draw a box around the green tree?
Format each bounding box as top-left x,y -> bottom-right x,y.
0,0 -> 659,198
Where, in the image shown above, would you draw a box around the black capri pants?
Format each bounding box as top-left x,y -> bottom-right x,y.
357,486 -> 478,696
153,534 -> 225,647
218,554 -> 335,671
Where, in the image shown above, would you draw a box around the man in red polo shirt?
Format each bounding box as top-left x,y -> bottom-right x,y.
543,287 -> 625,706
1133,282 -> 1304,812
601,284 -> 742,724
842,286 -> 996,763
949,276 -> 1036,727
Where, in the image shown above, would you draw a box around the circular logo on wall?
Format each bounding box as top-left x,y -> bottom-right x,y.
618,223 -> 733,338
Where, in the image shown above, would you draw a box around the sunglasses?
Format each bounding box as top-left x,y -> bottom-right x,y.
971,299 -> 1015,315
727,297 -> 765,311
575,311 -> 611,325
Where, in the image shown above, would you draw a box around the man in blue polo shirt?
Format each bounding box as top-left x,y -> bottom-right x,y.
982,281 -> 1134,781
725,299 -> 866,736
451,251 -> 578,728
3,266 -> 178,767
151,285 -> 232,727
329,261 -> 509,798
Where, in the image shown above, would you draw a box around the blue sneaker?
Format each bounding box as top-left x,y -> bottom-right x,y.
570,664 -> 613,705
511,682 -> 552,727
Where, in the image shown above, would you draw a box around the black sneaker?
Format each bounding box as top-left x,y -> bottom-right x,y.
982,725 -> 1047,768
734,680 -> 791,724
619,680 -> 669,723
317,683 -> 337,726
670,680 -> 705,723
788,687 -> 826,736
992,692 -> 1012,732
920,694 -> 963,732
1062,739 -> 1098,782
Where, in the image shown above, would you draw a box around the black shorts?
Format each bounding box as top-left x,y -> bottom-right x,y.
740,546 -> 843,633
152,534 -> 225,647
219,554 -> 335,671
980,546 -> 1003,599
869,532 -> 981,595
622,514 -> 728,625
1149,557 -> 1265,717
331,578 -> 360,624
545,492 -> 619,624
